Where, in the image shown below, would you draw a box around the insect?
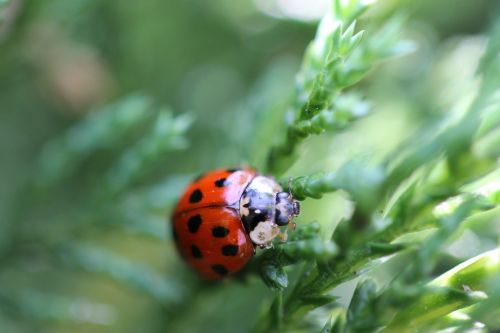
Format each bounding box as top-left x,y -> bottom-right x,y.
171,167 -> 300,279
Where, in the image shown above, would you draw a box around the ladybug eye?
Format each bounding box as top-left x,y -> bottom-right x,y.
275,209 -> 289,226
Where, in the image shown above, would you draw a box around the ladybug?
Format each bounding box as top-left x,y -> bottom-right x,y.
171,167 -> 300,279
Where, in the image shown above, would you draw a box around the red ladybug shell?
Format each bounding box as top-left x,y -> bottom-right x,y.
172,167 -> 257,279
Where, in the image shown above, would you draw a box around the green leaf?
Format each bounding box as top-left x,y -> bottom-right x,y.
12,290 -> 116,325
322,308 -> 346,333
61,244 -> 185,306
105,110 -> 193,193
260,264 -> 288,291
38,94 -> 155,185
346,279 -> 383,333
384,249 -> 500,332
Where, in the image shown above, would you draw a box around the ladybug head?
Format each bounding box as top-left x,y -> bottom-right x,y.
275,192 -> 300,226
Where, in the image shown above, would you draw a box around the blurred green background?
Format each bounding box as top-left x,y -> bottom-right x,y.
1,0 -> 499,332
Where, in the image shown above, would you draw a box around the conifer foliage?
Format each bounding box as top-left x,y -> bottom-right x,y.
0,0 -> 499,332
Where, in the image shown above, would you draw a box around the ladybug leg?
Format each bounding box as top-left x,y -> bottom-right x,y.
278,229 -> 288,242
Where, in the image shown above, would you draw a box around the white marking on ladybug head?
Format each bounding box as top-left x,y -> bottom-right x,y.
239,196 -> 250,216
276,199 -> 289,216
249,221 -> 280,245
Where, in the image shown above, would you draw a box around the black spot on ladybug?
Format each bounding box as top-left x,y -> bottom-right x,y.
222,245 -> 239,256
191,245 -> 203,258
211,264 -> 228,276
214,178 -> 227,187
189,189 -> 203,203
226,168 -> 241,173
188,215 -> 202,233
212,226 -> 229,238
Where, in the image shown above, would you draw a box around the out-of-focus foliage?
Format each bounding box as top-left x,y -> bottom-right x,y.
0,0 -> 499,332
